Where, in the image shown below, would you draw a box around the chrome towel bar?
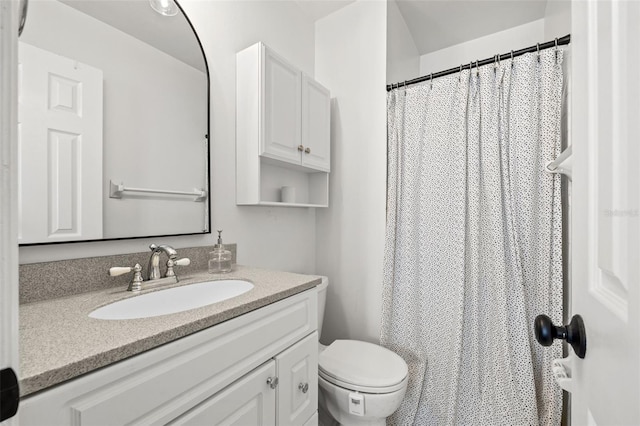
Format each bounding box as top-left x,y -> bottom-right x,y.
109,180 -> 207,202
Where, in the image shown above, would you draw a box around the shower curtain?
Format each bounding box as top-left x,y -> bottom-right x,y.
381,49 -> 564,425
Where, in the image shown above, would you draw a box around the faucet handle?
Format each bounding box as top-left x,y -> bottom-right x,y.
174,258 -> 191,267
109,265 -> 136,276
109,263 -> 144,292
166,258 -> 190,278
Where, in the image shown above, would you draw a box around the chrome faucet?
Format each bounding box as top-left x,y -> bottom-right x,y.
109,244 -> 190,292
147,244 -> 178,280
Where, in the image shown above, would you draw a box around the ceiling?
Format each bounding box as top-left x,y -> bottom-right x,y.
60,0 -> 206,72
395,0 -> 548,55
59,0 -> 548,74
293,0 -> 356,21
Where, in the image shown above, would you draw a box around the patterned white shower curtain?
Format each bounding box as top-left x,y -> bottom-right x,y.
381,49 -> 564,425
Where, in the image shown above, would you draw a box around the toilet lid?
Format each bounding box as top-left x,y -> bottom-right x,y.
318,340 -> 408,392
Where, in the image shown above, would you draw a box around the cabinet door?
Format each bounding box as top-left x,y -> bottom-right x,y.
262,47 -> 302,166
276,332 -> 318,426
303,412 -> 318,426
301,76 -> 330,172
169,361 -> 276,426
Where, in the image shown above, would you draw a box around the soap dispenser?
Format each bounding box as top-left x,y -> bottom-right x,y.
209,230 -> 232,273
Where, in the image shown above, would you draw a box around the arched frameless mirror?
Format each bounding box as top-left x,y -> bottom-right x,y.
17,0 -> 209,245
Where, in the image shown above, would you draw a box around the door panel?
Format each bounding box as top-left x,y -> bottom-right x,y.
169,361 -> 276,426
262,47 -> 302,166
18,42 -> 103,243
276,332 -> 318,426
571,1 -> 640,424
301,76 -> 330,172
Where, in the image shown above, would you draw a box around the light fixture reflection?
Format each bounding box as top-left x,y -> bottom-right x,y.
149,0 -> 178,17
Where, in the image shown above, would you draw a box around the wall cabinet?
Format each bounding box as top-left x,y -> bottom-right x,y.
20,289 -> 319,426
237,42 -> 330,207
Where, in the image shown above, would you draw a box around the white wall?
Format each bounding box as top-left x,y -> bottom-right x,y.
315,0 -> 388,345
386,0 -> 419,85
419,19 -> 545,75
20,0 -> 207,240
544,0 -> 571,40
20,0 -> 319,275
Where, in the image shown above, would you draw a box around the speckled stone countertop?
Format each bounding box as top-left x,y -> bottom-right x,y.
19,266 -> 321,397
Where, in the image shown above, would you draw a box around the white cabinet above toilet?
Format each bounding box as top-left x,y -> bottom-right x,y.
236,42 -> 331,207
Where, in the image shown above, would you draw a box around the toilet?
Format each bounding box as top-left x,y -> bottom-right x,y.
316,277 -> 408,426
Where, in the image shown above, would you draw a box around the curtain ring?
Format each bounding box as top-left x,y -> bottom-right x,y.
458,64 -> 463,82
537,42 -> 541,62
430,73 -> 433,89
475,60 -> 480,76
510,50 -> 514,68
555,37 -> 559,63
403,80 -> 407,91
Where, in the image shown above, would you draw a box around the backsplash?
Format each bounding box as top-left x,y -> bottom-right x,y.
20,244 -> 237,304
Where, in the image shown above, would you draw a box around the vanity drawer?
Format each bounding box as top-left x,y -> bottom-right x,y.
20,289 -> 317,426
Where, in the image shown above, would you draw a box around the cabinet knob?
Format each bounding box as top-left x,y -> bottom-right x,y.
298,382 -> 309,394
304,147 -> 311,154
266,377 -> 279,389
298,145 -> 304,152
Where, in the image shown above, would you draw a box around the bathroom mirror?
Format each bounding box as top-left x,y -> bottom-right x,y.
17,0 -> 209,245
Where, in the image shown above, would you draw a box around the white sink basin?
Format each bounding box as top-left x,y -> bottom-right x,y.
89,279 -> 254,320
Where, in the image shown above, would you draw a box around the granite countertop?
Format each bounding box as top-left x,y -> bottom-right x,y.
19,265 -> 321,397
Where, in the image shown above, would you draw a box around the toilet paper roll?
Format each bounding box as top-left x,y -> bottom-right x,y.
281,186 -> 295,203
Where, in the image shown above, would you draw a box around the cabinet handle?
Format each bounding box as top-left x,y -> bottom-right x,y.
298,145 -> 304,152
298,382 -> 309,394
266,377 -> 279,389
304,147 -> 311,154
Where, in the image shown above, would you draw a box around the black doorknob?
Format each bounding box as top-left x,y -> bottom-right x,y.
534,314 -> 587,359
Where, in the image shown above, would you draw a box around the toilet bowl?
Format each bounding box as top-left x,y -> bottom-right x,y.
316,277 -> 408,426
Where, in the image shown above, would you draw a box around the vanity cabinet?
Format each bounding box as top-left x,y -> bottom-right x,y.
19,289 -> 319,426
171,332 -> 317,425
237,42 -> 330,207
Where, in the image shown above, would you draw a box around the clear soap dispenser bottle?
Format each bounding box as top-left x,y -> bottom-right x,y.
209,230 -> 232,273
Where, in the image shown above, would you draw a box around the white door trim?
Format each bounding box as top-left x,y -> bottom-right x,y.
1,0 -> 20,423
0,0 -> 20,371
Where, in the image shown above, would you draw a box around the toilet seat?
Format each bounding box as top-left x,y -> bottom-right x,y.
318,340 -> 408,394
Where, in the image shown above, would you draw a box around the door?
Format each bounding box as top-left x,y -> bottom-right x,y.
301,75 -> 330,172
262,45 -> 302,166
0,1 -> 20,424
275,332 -> 318,426
570,1 -> 640,424
18,42 -> 103,243
168,361 -> 276,426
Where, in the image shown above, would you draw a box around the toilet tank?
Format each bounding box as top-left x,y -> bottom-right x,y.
317,276 -> 328,337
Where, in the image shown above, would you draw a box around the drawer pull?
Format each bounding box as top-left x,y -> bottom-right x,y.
267,377 -> 279,389
298,382 -> 309,394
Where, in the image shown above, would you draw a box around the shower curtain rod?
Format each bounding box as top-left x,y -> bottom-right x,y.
386,34 -> 571,91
